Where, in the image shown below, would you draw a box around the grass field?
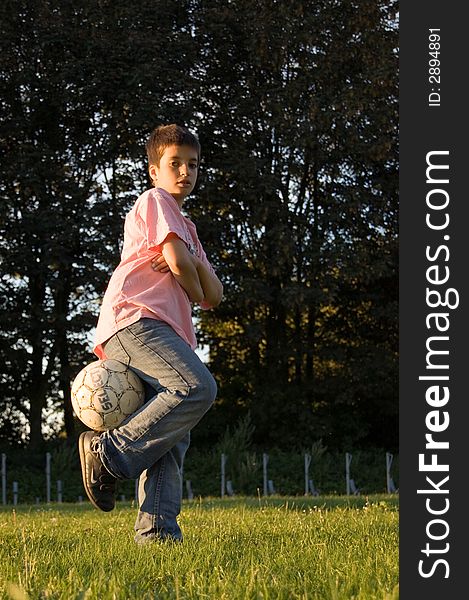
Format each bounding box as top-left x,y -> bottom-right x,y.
0,495 -> 398,600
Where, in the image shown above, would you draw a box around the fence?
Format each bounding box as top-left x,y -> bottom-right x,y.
0,450 -> 398,505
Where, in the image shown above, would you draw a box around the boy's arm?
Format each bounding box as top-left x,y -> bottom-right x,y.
160,234 -> 204,303
193,257 -> 224,308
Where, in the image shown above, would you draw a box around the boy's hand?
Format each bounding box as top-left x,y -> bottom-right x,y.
151,254 -> 170,273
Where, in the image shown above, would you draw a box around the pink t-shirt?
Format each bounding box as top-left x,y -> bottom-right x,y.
93,187 -> 215,359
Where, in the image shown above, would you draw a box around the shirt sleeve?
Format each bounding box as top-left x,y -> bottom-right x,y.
138,189 -> 189,252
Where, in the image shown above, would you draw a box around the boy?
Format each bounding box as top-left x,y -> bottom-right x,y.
79,124 -> 223,543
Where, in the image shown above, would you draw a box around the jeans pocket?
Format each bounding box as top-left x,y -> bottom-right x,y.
103,332 -> 131,366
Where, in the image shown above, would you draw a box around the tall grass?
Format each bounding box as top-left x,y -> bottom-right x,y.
0,495 -> 398,600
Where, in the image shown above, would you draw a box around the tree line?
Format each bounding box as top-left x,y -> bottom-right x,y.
0,0 -> 398,452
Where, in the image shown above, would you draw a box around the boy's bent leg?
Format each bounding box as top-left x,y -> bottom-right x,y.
97,319 -> 216,481
134,432 -> 190,544
96,319 -> 215,540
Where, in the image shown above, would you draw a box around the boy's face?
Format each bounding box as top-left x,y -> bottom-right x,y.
149,144 -> 199,205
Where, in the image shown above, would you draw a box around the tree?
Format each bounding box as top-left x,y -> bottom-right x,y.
186,0 -> 398,449
1,0 -> 398,451
0,0 -> 196,447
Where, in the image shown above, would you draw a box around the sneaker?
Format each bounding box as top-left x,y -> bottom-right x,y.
79,431 -> 117,512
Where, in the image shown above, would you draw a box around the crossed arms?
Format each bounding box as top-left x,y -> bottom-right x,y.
152,233 -> 223,308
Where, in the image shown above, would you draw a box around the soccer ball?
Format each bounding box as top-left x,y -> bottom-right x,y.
71,359 -> 145,431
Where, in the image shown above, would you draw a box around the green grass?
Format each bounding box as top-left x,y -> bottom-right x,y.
0,495 -> 398,600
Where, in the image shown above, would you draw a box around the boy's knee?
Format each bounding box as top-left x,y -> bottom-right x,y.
207,373 -> 217,405
194,372 -> 217,409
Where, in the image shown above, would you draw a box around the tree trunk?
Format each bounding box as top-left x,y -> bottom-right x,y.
28,369 -> 46,449
56,264 -> 75,440
28,273 -> 47,449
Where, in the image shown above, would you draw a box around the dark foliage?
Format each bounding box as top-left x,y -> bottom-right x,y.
0,0 -> 398,452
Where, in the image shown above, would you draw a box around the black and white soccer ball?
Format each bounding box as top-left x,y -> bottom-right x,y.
71,359 -> 145,431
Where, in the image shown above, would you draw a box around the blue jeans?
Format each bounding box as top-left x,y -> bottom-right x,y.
96,318 -> 216,543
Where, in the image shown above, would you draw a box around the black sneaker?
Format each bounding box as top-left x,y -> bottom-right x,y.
79,431 -> 117,512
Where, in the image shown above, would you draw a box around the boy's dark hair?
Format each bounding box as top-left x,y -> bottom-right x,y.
146,124 -> 201,166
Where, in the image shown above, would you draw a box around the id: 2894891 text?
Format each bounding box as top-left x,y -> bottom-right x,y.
428,29 -> 441,107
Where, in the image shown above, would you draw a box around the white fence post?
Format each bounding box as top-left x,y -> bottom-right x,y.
186,480 -> 194,500
345,453 -> 352,496
1,453 -> 6,505
304,453 -> 312,496
226,480 -> 234,496
386,452 -> 397,493
221,453 -> 226,498
13,481 -> 18,506
45,452 -> 51,503
57,480 -> 63,503
263,453 -> 269,496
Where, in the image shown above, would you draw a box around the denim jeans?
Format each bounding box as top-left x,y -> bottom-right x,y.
96,318 -> 216,543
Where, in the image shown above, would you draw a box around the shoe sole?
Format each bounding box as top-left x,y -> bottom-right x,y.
78,432 -> 109,512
